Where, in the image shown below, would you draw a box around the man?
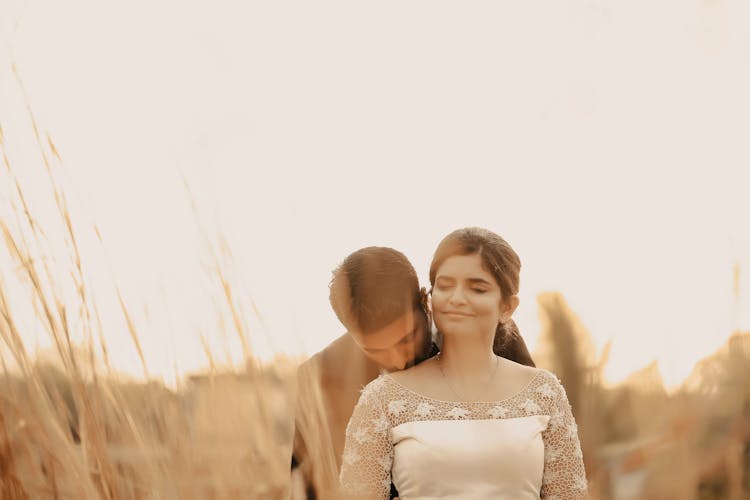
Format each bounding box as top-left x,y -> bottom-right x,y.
291,247 -> 534,499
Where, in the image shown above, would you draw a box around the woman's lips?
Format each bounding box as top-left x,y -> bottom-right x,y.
441,311 -> 474,318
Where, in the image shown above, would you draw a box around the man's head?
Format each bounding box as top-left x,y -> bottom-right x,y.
329,247 -> 433,372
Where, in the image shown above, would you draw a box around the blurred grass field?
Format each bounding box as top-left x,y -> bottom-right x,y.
1,100 -> 748,499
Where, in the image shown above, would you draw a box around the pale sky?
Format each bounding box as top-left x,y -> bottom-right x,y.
1,0 -> 749,389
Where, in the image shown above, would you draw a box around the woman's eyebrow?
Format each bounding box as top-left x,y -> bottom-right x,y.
435,276 -> 455,282
436,276 -> 492,285
467,277 -> 493,285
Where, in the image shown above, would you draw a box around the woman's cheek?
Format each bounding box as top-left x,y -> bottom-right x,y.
430,290 -> 446,308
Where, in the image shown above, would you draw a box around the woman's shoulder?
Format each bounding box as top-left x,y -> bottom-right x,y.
521,366 -> 572,409
382,357 -> 444,397
386,356 -> 438,384
358,372 -> 405,402
495,357 -> 541,385
495,359 -> 569,400
528,366 -> 567,391
498,357 -> 562,384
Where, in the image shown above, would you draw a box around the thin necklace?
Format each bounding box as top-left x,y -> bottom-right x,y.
436,352 -> 500,402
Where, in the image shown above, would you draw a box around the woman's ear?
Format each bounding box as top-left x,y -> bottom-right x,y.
501,295 -> 520,323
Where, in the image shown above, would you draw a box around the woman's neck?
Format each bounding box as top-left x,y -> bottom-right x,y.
438,332 -> 497,377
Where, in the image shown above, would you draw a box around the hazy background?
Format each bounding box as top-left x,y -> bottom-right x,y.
2,0 -> 749,389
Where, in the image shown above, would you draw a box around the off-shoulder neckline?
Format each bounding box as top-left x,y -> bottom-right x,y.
380,369 -> 546,405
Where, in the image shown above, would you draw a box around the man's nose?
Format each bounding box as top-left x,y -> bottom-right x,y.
387,349 -> 409,371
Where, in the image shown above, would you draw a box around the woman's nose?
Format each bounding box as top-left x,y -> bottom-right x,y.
448,287 -> 467,305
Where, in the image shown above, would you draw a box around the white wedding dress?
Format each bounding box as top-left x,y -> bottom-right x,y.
339,369 -> 587,499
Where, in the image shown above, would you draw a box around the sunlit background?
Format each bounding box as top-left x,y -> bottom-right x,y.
2,0 -> 749,392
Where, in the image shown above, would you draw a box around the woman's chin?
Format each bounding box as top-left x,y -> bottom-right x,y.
438,325 -> 474,337
438,322 -> 495,339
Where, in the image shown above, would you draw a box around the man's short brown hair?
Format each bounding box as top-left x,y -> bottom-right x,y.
329,247 -> 420,334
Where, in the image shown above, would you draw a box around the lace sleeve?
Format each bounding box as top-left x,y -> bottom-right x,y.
339,377 -> 393,500
540,374 -> 588,499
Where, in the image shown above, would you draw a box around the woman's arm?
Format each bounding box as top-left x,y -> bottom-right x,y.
339,377 -> 394,500
540,373 -> 588,499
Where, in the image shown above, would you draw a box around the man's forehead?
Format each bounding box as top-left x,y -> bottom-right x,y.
352,309 -> 419,350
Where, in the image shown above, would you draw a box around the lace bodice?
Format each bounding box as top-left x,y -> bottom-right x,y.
339,369 -> 587,499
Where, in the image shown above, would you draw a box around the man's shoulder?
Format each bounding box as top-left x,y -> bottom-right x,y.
298,333 -> 377,386
300,333 -> 360,369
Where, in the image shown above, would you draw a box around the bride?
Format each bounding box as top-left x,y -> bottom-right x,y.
339,227 -> 587,499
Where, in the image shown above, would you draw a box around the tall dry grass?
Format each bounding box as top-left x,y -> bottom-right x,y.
1,72 -> 748,499
0,76 -> 299,499
535,292 -> 750,499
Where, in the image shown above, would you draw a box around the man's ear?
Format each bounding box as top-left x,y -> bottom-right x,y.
501,295 -> 520,322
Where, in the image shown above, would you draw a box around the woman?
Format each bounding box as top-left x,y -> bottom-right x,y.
339,227 -> 587,499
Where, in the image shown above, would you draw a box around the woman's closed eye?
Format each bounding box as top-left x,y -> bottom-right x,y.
435,283 -> 486,293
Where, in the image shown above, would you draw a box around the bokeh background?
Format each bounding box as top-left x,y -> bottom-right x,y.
1,1 -> 749,498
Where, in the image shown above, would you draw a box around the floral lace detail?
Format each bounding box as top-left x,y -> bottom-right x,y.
387,400 -> 407,417
520,398 -> 542,414
350,427 -> 371,444
536,382 -> 556,398
414,402 -> 435,418
445,406 -> 471,419
339,369 -> 587,499
487,405 -> 509,418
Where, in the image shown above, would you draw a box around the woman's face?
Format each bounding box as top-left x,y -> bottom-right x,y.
431,253 -> 509,338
